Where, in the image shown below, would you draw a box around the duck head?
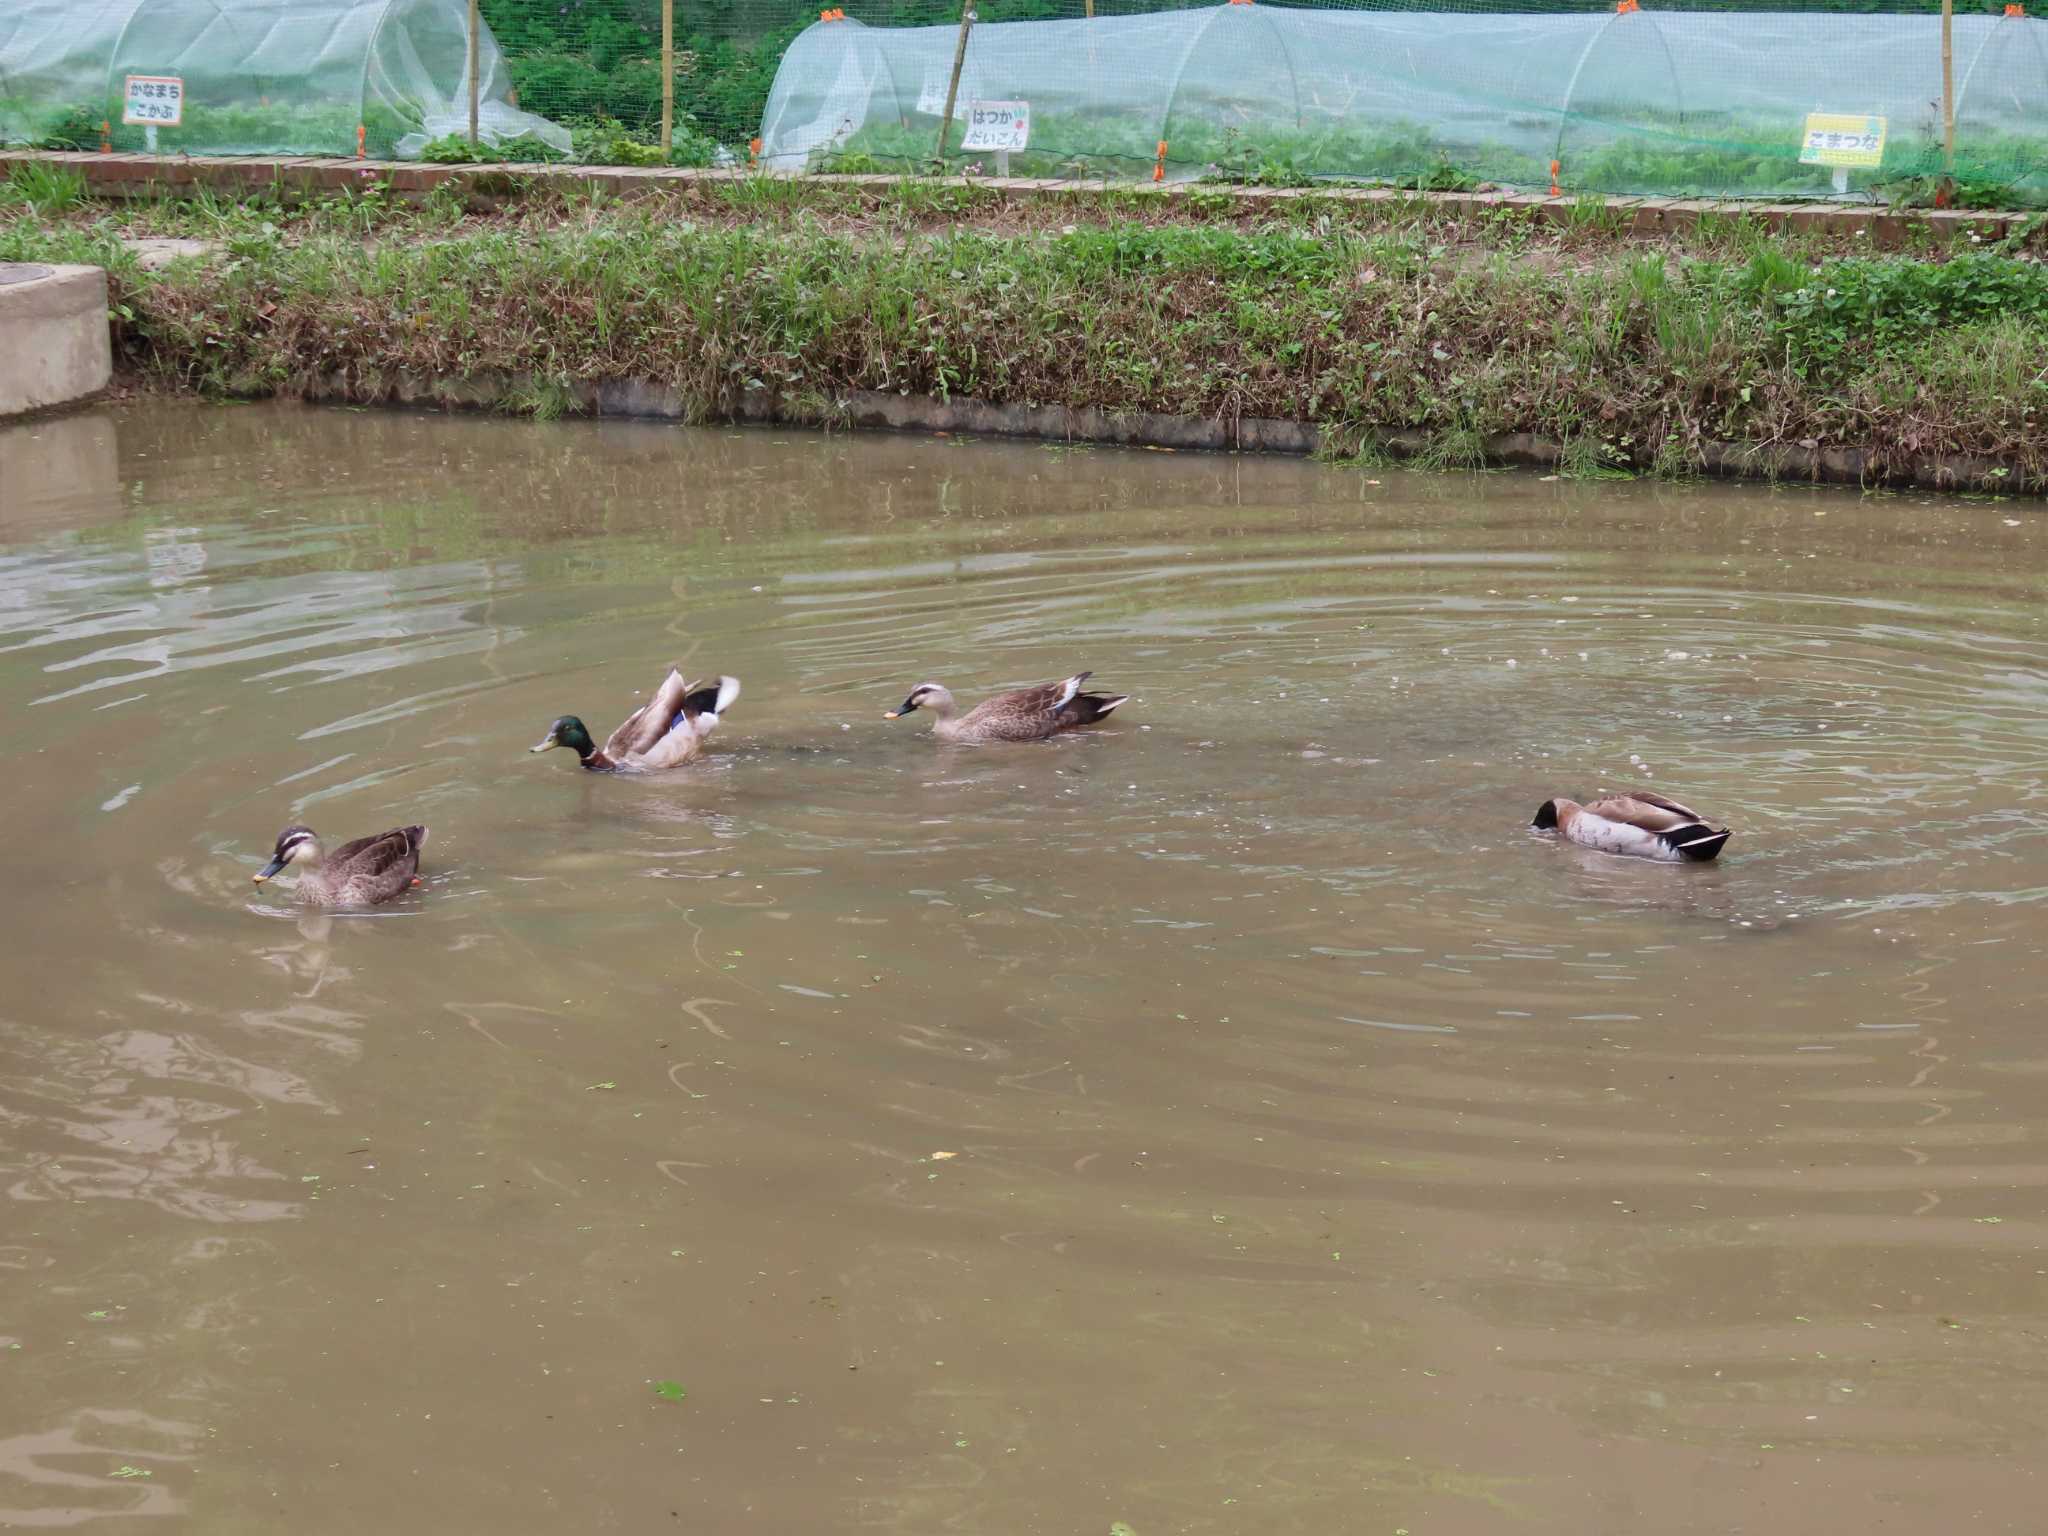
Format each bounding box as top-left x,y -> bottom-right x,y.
254,825 -> 323,883
885,683 -> 955,721
530,716 -> 597,760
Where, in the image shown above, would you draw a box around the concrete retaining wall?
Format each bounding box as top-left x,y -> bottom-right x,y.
290,369 -> 2045,497
0,264 -> 112,418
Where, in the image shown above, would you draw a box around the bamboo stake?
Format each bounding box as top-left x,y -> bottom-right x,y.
661,0 -> 674,156
467,0 -> 480,146
1941,0 -> 1956,174
935,2 -> 976,165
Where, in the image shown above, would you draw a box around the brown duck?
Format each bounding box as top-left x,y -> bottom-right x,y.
886,671 -> 1128,743
252,824 -> 428,905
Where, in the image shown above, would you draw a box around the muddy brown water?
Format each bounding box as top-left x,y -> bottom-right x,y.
1,403 -> 2044,1533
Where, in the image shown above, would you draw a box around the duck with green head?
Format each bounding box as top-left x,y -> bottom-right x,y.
531,667 -> 741,772
1532,789 -> 1730,862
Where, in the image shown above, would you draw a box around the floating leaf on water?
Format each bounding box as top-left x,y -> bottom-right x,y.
930,1151 -> 957,1161
586,1081 -> 617,1091
111,1466 -> 153,1479
652,1380 -> 687,1402
1110,1524 -> 1139,1536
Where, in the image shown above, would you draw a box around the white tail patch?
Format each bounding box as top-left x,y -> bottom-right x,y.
714,675 -> 741,713
1052,674 -> 1085,711
1096,695 -> 1128,715
1564,809 -> 1684,861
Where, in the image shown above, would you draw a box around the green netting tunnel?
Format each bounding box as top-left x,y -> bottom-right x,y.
758,5 -> 2048,198
0,0 -> 569,158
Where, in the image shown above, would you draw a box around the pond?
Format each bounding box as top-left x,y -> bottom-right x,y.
2,402 -> 2044,1532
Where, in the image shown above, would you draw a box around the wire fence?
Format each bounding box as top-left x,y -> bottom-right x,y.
2,0 -> 2044,202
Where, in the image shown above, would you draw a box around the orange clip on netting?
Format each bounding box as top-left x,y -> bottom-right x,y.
99,119 -> 111,152
1153,140 -> 1168,181
2005,4 -> 2025,15
356,123 -> 367,158
1614,0 -> 1639,13
819,7 -> 845,19
1549,159 -> 1561,195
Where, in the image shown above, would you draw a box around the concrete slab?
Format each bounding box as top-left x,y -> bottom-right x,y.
124,237 -> 218,271
0,263 -> 112,418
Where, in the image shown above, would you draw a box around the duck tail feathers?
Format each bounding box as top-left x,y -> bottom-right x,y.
682,675 -> 741,728
1072,692 -> 1127,725
1663,825 -> 1729,862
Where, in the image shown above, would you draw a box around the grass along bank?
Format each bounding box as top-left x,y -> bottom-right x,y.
4,167 -> 2046,487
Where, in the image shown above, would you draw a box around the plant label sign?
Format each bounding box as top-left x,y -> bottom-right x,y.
961,101 -> 1030,153
122,76 -> 185,127
916,68 -> 982,116
1799,113 -> 1884,169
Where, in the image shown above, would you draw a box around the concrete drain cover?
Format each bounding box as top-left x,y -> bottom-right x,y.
0,263 -> 55,286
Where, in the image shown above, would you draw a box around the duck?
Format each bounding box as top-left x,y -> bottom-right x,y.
886,671 -> 1128,743
253,824 -> 428,905
530,669 -> 741,772
1532,790 -> 1730,862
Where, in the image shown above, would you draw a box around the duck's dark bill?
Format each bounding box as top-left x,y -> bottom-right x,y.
253,857 -> 287,883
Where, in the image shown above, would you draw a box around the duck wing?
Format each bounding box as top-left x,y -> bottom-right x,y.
961,673 -> 1092,734
328,826 -> 427,897
604,668 -> 694,759
1622,789 -> 1706,823
622,675 -> 741,770
1585,791 -> 1706,833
